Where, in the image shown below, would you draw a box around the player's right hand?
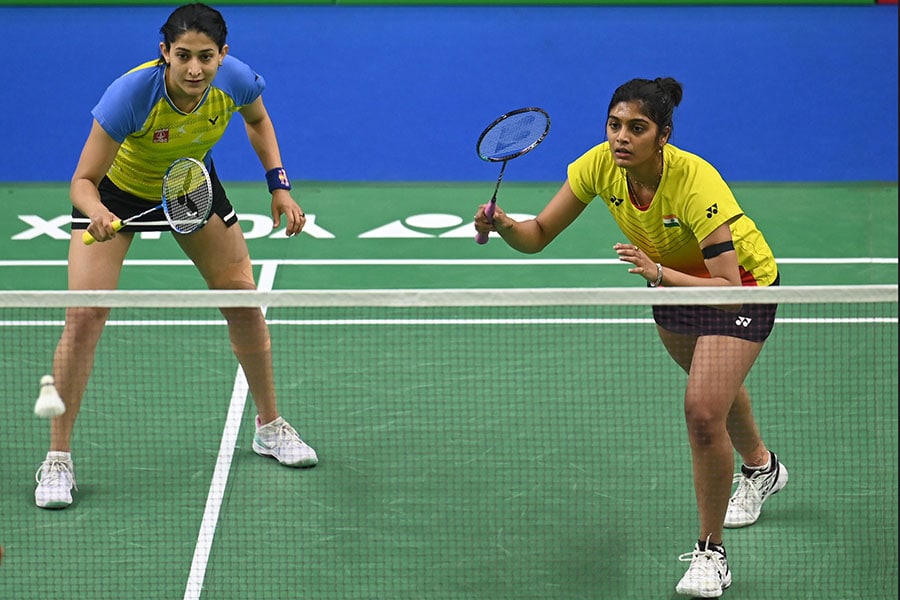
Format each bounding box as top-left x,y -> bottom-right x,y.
474,203 -> 510,235
85,209 -> 122,243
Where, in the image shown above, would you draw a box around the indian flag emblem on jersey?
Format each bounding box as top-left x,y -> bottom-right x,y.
663,214 -> 680,228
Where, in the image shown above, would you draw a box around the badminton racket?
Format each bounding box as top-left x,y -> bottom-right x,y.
82,157 -> 213,244
475,107 -> 550,244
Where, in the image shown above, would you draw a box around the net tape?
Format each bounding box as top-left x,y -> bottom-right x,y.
0,285 -> 895,309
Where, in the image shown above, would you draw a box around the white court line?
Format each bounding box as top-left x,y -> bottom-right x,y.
183,262 -> 278,600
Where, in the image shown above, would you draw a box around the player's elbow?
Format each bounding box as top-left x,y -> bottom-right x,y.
508,237 -> 550,255
499,220 -> 553,254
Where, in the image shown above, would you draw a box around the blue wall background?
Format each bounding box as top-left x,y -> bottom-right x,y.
1,5 -> 896,183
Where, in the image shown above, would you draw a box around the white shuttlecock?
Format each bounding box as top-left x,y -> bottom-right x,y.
34,375 -> 66,418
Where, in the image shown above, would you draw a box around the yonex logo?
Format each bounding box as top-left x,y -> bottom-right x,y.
494,114 -> 536,153
735,316 -> 752,327
610,196 -> 625,207
706,203 -> 718,219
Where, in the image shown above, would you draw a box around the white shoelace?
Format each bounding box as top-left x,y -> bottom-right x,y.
729,471 -> 767,507
679,545 -> 719,565
267,421 -> 302,447
35,459 -> 78,491
678,535 -> 727,580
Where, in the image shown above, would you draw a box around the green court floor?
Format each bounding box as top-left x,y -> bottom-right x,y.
2,181 -> 897,289
0,181 -> 897,600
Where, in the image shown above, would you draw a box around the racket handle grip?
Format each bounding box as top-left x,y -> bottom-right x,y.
82,220 -> 124,245
475,201 -> 496,245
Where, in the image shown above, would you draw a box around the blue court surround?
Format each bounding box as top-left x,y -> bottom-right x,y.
1,4 -> 896,183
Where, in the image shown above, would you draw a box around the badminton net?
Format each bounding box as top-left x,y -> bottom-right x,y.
0,285 -> 896,600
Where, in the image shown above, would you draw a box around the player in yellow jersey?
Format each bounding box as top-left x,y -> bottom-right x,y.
35,3 -> 318,511
475,77 -> 788,598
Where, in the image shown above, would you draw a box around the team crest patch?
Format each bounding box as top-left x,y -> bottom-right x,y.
152,129 -> 170,143
663,214 -> 680,228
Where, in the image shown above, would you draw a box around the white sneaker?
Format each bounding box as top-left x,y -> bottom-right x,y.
676,538 -> 732,598
252,416 -> 318,468
725,452 -> 788,528
35,452 -> 77,509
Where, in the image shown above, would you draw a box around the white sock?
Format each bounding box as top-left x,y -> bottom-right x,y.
745,452 -> 772,472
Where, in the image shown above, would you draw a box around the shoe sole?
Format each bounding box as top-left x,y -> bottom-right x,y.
252,440 -> 318,468
676,588 -> 726,598
724,462 -> 789,528
36,498 -> 72,510
676,573 -> 731,598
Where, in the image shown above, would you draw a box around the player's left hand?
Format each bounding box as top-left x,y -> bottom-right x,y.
271,189 -> 306,237
614,242 -> 656,283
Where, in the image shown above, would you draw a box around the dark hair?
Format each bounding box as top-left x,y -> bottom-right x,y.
607,77 -> 683,138
158,3 -> 228,62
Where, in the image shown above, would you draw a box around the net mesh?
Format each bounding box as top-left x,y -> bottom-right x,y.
1,285 -> 896,600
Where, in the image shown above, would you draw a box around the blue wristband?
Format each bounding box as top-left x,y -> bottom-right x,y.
266,167 -> 291,192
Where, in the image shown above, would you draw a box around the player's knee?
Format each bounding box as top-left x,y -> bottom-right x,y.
229,329 -> 272,356
683,400 -> 727,448
206,263 -> 269,354
221,306 -> 272,355
205,262 -> 256,292
65,306 -> 110,334
59,307 -> 109,354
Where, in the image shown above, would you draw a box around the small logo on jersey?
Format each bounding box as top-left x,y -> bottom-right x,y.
706,203 -> 719,218
609,195 -> 625,207
208,115 -> 220,125
152,129 -> 169,143
735,316 -> 752,327
663,214 -> 680,228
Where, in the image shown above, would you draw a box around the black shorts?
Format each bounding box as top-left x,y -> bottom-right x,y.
652,275 -> 780,343
70,161 -> 238,232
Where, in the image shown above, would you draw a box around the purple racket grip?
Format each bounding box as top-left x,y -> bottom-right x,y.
475,200 -> 496,245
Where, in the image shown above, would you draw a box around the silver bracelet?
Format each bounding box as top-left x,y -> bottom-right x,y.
649,263 -> 663,287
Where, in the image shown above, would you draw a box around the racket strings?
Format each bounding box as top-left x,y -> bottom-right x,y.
478,110 -> 550,162
163,161 -> 212,233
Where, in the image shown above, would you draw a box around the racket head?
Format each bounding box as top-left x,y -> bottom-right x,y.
161,157 -> 213,234
476,107 -> 551,162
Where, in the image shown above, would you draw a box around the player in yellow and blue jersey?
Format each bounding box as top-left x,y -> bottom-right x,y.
474,77 -> 789,598
35,3 -> 318,511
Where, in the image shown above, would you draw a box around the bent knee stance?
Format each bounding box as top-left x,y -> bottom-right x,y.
204,259 -> 256,293
221,306 -> 272,355
204,262 -> 272,355
683,399 -> 730,448
63,307 -> 111,346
